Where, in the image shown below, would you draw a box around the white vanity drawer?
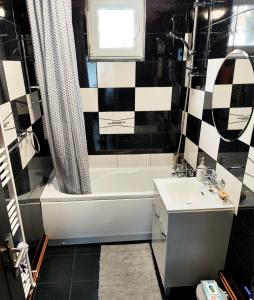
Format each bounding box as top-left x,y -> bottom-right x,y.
153,196 -> 168,235
152,195 -> 168,283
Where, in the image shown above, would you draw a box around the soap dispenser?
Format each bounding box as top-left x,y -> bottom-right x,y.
196,157 -> 206,182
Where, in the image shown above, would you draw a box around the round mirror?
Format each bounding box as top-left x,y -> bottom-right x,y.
212,49 -> 254,142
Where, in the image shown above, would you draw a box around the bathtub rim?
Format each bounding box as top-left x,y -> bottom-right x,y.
40,167 -> 172,202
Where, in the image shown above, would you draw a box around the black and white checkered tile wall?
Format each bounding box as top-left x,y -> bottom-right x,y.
0,0 -> 48,195
72,0 -> 191,164
182,0 -> 254,214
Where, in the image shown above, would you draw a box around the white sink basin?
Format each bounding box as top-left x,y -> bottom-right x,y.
154,177 -> 234,212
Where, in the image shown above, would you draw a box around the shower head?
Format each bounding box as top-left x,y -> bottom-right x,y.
167,32 -> 191,53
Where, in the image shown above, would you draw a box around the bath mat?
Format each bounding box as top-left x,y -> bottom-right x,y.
99,243 -> 162,300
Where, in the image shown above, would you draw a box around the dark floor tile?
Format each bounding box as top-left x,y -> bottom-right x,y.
46,246 -> 76,256
33,283 -> 70,300
76,244 -> 100,255
39,255 -> 74,283
70,281 -> 98,300
72,254 -> 100,281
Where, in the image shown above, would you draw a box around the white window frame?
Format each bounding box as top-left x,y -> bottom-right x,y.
86,0 -> 145,60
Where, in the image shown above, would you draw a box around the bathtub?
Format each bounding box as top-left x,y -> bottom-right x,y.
41,167 -> 172,245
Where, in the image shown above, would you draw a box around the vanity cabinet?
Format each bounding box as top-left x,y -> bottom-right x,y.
152,187 -> 234,295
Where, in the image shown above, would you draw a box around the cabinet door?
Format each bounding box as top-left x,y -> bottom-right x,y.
151,197 -> 168,284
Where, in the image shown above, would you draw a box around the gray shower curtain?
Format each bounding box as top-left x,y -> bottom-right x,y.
27,0 -> 91,194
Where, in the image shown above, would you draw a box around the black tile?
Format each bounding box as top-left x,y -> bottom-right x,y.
116,134 -> 151,154
33,283 -> 70,300
72,254 -> 100,281
171,85 -> 187,110
0,61 -> 10,104
8,140 -> 22,179
76,244 -> 100,255
135,111 -> 180,134
14,167 -> 31,197
191,60 -> 207,90
251,130 -> 254,147
46,246 -> 76,256
32,118 -> 50,157
39,255 -> 74,283
12,0 -> 31,34
186,114 -> 201,145
239,184 -> 254,207
145,0 -> 171,34
136,61 -> 173,87
72,0 -> 87,34
215,58 -> 235,85
79,62 -> 97,88
70,281 -> 98,300
145,34 -> 174,61
238,206 -> 254,234
217,139 -> 249,179
84,112 -> 119,155
202,109 -> 213,126
151,132 -> 179,153
198,149 -> 216,170
231,84 -> 254,108
98,88 -> 135,111
11,95 -> 31,133
226,218 -> 254,282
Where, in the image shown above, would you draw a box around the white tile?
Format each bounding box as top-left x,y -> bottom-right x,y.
233,58 -> 254,84
80,88 -> 98,112
19,127 -> 36,169
135,87 -> 172,111
0,102 -> 17,146
97,62 -> 135,88
227,107 -> 252,130
216,163 -> 242,214
205,58 -> 224,92
89,155 -> 117,168
199,121 -> 220,160
99,111 -> 134,134
150,153 -> 174,167
27,92 -> 41,125
188,88 -> 205,119
117,154 -> 150,167
239,112 -> 254,145
212,85 -> 232,109
3,60 -> 26,100
184,137 -> 198,169
243,147 -> 254,193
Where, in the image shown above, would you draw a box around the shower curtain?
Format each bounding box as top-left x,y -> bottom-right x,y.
26,0 -> 91,194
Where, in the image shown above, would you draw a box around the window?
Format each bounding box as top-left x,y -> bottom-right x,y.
86,0 -> 145,60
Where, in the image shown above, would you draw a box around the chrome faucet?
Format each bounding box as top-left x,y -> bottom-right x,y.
173,159 -> 195,177
205,168 -> 226,189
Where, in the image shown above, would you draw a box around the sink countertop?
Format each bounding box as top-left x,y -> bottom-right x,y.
154,177 -> 235,212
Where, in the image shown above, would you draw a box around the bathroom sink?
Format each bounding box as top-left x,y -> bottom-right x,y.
154,177 -> 234,212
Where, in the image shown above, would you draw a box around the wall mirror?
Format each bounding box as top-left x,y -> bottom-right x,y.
212,49 -> 254,142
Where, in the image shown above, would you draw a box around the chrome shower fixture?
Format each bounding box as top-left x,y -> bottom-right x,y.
166,32 -> 194,55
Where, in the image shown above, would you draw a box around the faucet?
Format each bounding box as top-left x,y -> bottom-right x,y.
173,159 -> 195,177
205,168 -> 226,189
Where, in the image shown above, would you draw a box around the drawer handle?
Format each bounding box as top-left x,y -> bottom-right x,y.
159,221 -> 167,238
153,203 -> 160,218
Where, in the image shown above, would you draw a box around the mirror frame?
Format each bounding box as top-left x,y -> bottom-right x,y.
212,49 -> 254,142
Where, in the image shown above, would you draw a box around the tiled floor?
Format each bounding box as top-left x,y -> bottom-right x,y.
33,243 -> 196,300
33,244 -> 100,300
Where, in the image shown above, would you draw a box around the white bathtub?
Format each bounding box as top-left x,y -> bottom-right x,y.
41,167 -> 172,245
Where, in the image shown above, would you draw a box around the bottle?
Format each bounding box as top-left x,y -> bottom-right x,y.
196,157 -> 206,182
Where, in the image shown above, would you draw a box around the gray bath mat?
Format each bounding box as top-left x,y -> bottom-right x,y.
99,243 -> 162,300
